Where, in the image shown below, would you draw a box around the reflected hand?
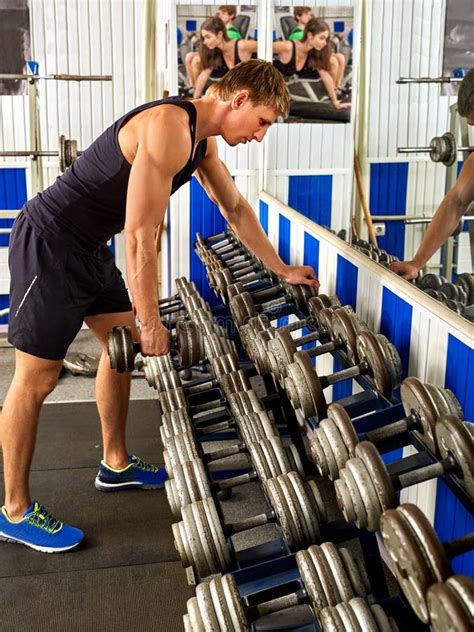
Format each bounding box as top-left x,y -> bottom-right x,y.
334,101 -> 351,110
139,323 -> 171,357
282,264 -> 320,291
390,260 -> 420,281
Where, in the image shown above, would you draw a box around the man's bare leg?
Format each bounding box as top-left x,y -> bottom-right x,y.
85,311 -> 138,470
1,350 -> 63,520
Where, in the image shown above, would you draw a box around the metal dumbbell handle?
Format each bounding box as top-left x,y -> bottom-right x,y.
221,247 -> 250,262
319,360 -> 371,389
443,532 -> 474,559
231,262 -> 263,279
363,411 -> 420,444
256,295 -> 291,316
188,395 -> 227,415
208,237 -> 236,251
198,230 -> 231,245
248,589 -> 307,618
391,453 -> 458,490
225,509 -> 277,536
215,470 -> 259,491
305,337 -> 346,361
203,442 -> 248,463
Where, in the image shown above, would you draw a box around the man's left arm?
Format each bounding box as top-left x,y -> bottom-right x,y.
195,138 -> 319,288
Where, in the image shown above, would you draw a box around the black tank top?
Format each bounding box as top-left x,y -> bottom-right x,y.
23,97 -> 207,252
273,42 -> 318,78
211,41 -> 242,78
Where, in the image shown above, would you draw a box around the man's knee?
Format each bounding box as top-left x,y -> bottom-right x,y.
12,351 -> 62,400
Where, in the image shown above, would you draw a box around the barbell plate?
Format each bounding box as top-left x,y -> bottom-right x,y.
435,414 -> 474,497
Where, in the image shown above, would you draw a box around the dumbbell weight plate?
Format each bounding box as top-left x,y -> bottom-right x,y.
188,499 -> 231,577
427,576 -> 474,632
320,542 -> 355,603
165,459 -> 212,519
338,548 -> 371,599
355,442 -> 398,512
400,377 -> 440,454
220,370 -> 251,398
285,351 -> 327,419
161,408 -> 193,438
356,331 -> 396,398
397,504 -> 451,583
435,414 -> 474,496
343,456 -> 383,531
195,574 -> 247,632
331,309 -> 362,364
108,325 -> 135,372
286,472 -> 323,544
227,390 -> 262,418
237,411 -> 277,444
310,416 -> 346,480
330,600 -> 364,631
456,273 -> 474,305
211,353 -> 239,380
417,274 -> 447,291
248,437 -> 292,480
424,384 -> 463,420
328,404 -> 359,456
380,509 -> 436,622
369,604 -> 399,632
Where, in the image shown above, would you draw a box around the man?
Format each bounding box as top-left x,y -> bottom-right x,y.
288,6 -> 313,41
0,60 -> 319,553
217,5 -> 242,40
391,69 -> 474,280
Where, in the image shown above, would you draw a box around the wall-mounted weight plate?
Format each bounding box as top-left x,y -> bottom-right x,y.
429,132 -> 457,166
427,576 -> 474,632
435,414 -> 474,497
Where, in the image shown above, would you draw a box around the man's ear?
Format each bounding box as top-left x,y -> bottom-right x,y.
231,90 -> 250,110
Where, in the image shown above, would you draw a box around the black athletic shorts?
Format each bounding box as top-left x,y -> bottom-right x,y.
8,212 -> 132,360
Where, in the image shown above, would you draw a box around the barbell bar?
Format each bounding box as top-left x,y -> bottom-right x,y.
0,135 -> 80,172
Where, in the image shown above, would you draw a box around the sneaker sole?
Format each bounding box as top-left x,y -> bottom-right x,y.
0,531 -> 82,554
94,477 -> 165,492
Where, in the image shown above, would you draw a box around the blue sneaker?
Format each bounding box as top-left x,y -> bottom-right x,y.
0,502 -> 84,553
94,454 -> 168,492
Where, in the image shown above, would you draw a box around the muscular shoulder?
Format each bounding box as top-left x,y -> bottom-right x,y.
135,105 -> 192,173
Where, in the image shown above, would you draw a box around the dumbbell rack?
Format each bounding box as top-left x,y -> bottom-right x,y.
144,232 -> 473,631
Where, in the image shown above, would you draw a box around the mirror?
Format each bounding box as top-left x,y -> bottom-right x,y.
272,5 -> 353,123
176,4 -> 258,100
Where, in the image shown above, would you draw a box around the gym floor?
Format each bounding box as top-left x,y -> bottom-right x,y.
0,331 -> 394,631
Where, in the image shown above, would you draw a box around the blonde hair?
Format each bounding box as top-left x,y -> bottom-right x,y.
207,59 -> 290,118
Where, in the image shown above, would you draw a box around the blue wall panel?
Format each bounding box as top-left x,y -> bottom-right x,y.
333,257 -> 358,400
434,335 -> 474,576
259,200 -> 268,234
336,256 -> 358,309
0,168 -> 27,247
380,288 -> 412,381
189,177 -> 227,306
303,232 -> 320,275
278,215 -> 291,264
288,175 -> 332,228
369,163 -> 408,260
0,295 -> 9,325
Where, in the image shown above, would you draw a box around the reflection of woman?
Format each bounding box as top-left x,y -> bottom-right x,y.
191,17 -> 257,98
273,18 -> 349,110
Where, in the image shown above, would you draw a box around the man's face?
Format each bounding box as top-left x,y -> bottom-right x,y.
298,10 -> 313,26
222,92 -> 278,146
217,9 -> 233,25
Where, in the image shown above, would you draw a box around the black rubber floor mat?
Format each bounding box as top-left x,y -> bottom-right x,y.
0,399 -> 163,472
0,560 -> 192,632
0,467 -> 178,578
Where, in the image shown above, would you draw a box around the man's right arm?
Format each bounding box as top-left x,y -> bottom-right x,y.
124,109 -> 190,355
391,152 -> 474,280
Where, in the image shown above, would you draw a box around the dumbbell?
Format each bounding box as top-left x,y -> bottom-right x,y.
380,503 -> 474,625
417,273 -> 448,291
108,320 -> 206,373
267,308 -> 366,382
311,378 -> 463,480
210,267 -> 278,303
157,278 -> 198,310
334,414 -> 474,532
183,543 -> 389,632
172,471 -> 327,579
426,576 -> 473,632
230,283 -> 317,327
283,331 -> 402,420
455,273 -> 474,306
438,282 -> 468,305
318,598 -> 399,632
159,291 -> 210,318
165,433 -> 305,519
195,229 -> 237,249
